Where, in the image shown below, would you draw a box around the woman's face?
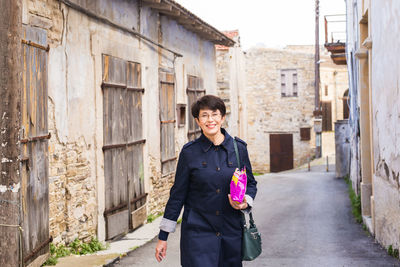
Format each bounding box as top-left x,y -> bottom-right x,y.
195,108 -> 225,137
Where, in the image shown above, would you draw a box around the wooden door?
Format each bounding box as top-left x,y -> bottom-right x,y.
160,70 -> 176,174
20,25 -> 51,266
322,101 -> 332,131
102,55 -> 146,240
269,134 -> 293,172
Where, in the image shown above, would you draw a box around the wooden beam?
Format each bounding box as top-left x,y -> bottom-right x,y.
0,0 -> 22,266
142,0 -> 161,3
159,9 -> 180,17
142,2 -> 172,12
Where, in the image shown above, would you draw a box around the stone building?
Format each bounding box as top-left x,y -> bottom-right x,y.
345,0 -> 400,252
215,30 -> 247,139
244,47 -> 316,173
285,45 -> 349,157
19,0 -> 233,256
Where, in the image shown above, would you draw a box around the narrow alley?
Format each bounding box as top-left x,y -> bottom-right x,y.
112,164 -> 400,267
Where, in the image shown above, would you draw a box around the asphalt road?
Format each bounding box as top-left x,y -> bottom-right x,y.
112,166 -> 400,267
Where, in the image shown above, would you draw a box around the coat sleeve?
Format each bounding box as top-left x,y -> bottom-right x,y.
242,145 -> 257,207
159,149 -> 190,234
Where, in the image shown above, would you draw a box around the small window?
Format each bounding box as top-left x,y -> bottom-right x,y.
177,104 -> 186,127
325,85 -> 328,96
281,69 -> 298,97
300,127 -> 311,141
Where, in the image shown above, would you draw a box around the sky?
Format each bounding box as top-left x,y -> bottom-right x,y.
175,0 -> 346,50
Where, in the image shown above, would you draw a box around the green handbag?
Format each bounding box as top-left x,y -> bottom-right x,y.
233,138 -> 262,261
241,212 -> 262,261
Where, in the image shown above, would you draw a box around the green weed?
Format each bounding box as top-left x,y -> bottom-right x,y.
344,176 -> 362,224
147,212 -> 164,223
42,237 -> 106,266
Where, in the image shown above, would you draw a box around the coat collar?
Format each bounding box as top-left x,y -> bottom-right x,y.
199,128 -> 233,152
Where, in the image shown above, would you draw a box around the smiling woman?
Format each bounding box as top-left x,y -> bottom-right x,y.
155,95 -> 258,267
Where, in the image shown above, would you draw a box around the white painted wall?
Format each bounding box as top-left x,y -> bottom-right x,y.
370,0 -> 400,249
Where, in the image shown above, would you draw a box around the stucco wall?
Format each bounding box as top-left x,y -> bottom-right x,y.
370,0 -> 400,249
244,48 -> 316,172
24,0 -> 219,243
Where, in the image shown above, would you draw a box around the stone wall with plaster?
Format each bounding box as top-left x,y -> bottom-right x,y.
370,0 -> 400,250
24,0 -> 220,243
216,30 -> 247,139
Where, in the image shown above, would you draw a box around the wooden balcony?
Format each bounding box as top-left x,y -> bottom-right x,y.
324,15 -> 346,65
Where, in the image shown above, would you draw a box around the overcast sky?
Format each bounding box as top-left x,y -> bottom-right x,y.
175,0 -> 346,50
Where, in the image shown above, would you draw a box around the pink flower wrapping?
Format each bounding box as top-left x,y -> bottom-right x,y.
230,167 -> 247,203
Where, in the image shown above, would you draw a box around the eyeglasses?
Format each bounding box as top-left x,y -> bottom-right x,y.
199,112 -> 222,122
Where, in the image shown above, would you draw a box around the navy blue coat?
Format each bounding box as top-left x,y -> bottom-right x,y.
162,129 -> 257,267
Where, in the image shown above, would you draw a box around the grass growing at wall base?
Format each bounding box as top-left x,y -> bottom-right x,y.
388,245 -> 400,259
344,176 -> 362,224
42,237 -> 107,266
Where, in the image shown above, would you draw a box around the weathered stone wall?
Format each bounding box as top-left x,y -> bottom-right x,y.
24,0 -> 221,243
48,99 -> 97,244
245,48 -> 316,172
24,0 -> 99,244
216,30 -> 247,139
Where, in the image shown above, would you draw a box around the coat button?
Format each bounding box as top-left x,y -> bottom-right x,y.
216,167 -> 220,171
216,232 -> 221,236
216,189 -> 220,194
216,210 -> 220,216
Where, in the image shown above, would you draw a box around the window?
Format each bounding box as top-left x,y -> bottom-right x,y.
160,70 -> 176,174
300,127 -> 311,141
281,69 -> 298,97
177,104 -> 186,127
325,85 -> 329,96
187,75 -> 205,141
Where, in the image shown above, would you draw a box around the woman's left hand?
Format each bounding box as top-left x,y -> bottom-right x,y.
228,194 -> 248,210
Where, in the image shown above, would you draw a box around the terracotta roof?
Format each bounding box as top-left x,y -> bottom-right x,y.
142,0 -> 235,47
215,30 -> 239,50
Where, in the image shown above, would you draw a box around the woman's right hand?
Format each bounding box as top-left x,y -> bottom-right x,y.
155,240 -> 167,262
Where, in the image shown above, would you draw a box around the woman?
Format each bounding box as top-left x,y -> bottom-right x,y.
155,95 -> 257,267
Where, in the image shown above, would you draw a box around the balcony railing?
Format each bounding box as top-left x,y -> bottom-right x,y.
324,14 -> 346,44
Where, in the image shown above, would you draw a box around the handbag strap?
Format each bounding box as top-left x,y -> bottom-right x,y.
233,138 -> 241,169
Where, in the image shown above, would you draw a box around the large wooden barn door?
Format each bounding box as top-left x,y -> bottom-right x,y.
102,55 -> 146,240
269,134 -> 293,172
159,70 -> 176,175
20,25 -> 51,266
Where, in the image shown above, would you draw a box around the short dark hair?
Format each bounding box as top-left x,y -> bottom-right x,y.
191,95 -> 226,119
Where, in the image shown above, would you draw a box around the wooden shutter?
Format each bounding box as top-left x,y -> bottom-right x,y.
187,75 -> 205,141
300,127 -> 311,141
20,25 -> 51,266
343,89 -> 349,119
322,101 -> 332,131
160,71 -> 176,174
102,55 -> 146,240
281,69 -> 298,97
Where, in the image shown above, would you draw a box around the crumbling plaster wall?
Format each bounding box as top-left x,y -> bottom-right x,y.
148,15 -> 218,216
370,0 -> 400,249
245,48 -> 316,172
25,0 -> 220,243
